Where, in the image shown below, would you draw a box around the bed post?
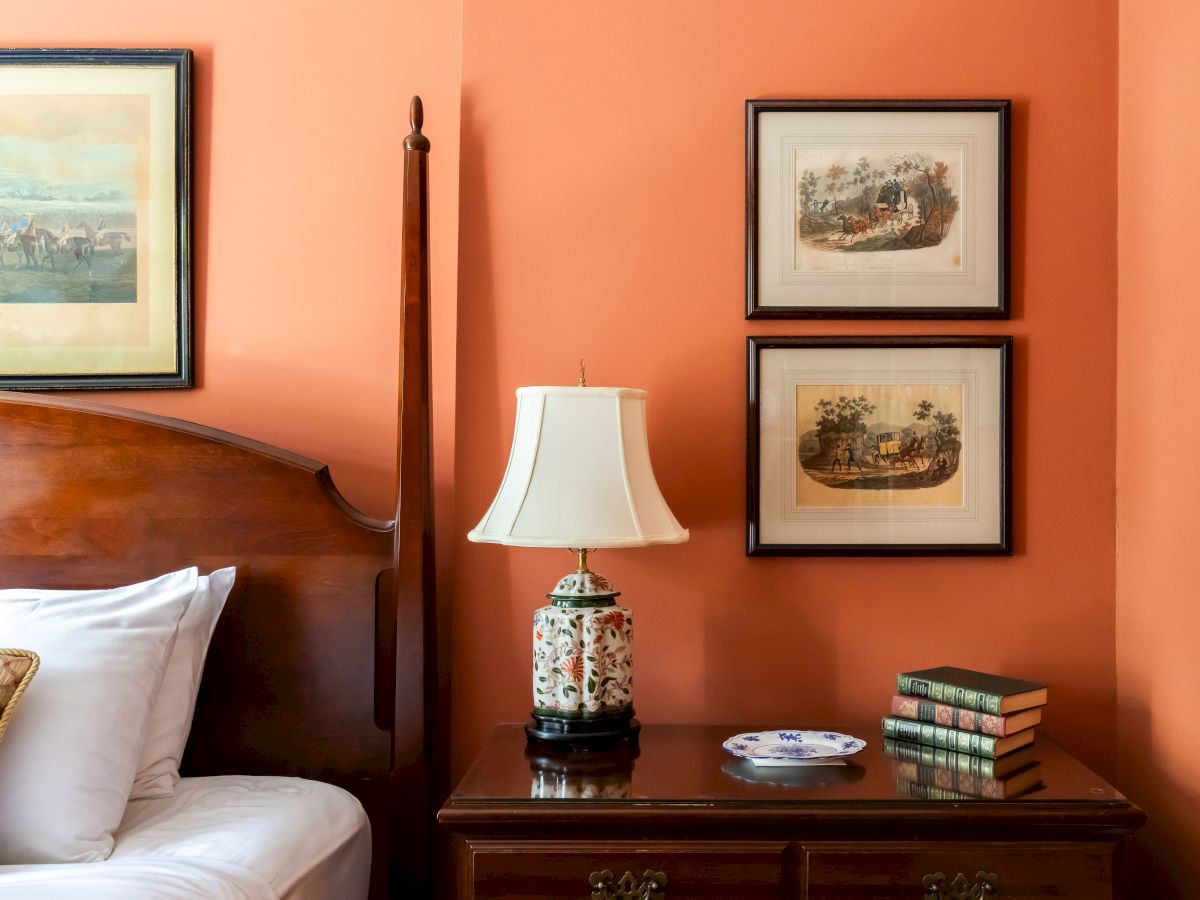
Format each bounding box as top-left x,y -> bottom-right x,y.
390,94 -> 435,896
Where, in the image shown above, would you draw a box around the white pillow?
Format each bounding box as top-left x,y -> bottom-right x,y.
0,568 -> 197,864
131,567 -> 235,799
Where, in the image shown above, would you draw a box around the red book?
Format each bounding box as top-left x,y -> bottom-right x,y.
890,694 -> 1042,737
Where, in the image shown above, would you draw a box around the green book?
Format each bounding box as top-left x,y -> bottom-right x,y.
881,738 -> 1036,779
897,666 -> 1048,716
881,716 -> 1035,759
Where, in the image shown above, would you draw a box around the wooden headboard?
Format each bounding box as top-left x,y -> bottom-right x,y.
0,99 -> 436,898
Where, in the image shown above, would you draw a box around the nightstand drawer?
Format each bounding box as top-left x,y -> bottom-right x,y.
802,841 -> 1114,899
464,839 -> 788,899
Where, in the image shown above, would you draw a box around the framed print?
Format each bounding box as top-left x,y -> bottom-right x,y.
0,49 -> 192,389
747,336 -> 1012,555
746,99 -> 1009,319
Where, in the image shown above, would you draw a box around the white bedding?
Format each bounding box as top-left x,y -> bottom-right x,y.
0,776 -> 371,899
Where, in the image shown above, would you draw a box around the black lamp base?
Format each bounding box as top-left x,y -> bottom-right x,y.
525,709 -> 641,750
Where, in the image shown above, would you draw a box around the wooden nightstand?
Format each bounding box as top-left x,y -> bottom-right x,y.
438,724 -> 1144,899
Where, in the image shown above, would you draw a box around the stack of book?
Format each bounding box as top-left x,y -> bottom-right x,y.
881,665 -> 1048,800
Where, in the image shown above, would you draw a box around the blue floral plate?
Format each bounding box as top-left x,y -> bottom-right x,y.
722,730 -> 867,763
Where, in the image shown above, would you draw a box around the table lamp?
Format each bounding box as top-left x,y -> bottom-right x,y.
468,366 -> 688,747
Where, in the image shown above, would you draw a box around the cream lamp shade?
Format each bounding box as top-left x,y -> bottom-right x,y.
468,386 -> 688,549
469,382 -> 686,748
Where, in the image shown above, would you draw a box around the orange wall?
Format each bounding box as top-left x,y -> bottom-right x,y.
453,0 -> 1120,776
1117,0 -> 1200,892
10,6 -> 1159,869
5,1 -> 462,527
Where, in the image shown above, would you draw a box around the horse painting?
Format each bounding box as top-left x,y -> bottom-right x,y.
37,228 -> 64,271
95,231 -> 132,258
10,221 -> 40,269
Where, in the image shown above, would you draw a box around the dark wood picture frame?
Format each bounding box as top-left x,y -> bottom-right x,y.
0,49 -> 192,389
744,99 -> 1008,321
748,336 -> 1012,554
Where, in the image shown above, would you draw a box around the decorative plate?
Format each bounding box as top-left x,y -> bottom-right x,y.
722,730 -> 867,761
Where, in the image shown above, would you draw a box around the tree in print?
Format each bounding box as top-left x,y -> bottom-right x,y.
797,169 -> 820,215
815,394 -> 875,437
824,164 -> 847,211
850,157 -> 887,218
806,395 -> 876,462
912,399 -> 961,465
891,153 -> 958,243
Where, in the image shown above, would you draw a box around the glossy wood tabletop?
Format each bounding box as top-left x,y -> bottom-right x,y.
451,723 -> 1131,808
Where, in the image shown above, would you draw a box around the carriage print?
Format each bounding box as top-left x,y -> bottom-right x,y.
874,431 -> 903,465
0,93 -> 142,304
795,383 -> 964,501
794,148 -> 961,259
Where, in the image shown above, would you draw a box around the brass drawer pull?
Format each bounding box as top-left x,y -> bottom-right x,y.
922,871 -> 1000,899
588,868 -> 668,899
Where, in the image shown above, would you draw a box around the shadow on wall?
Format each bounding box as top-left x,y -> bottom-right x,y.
452,89 -> 519,779
190,43 -> 215,390
453,91 -> 504,457
1120,698 -> 1194,897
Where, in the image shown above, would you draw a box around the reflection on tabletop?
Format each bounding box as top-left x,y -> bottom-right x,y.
526,741 -> 639,800
882,737 -> 1045,801
720,758 -> 867,789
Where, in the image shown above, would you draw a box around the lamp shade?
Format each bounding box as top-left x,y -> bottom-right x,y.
468,386 -> 688,548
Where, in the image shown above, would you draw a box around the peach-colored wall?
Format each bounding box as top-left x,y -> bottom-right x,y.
4,1 -> 462,526
453,0 -> 1120,776
14,6 -> 1169,873
1117,0 -> 1200,892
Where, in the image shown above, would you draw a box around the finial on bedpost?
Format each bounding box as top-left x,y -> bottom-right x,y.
405,95 -> 430,152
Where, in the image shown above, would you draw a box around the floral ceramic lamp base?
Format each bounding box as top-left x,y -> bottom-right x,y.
526,563 -> 640,748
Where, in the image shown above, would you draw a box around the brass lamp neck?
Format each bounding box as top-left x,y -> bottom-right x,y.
549,547 -> 618,605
